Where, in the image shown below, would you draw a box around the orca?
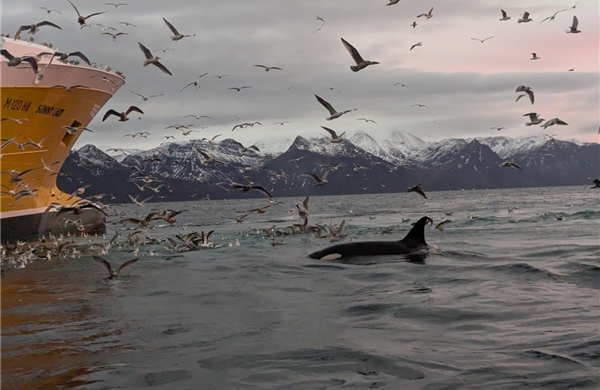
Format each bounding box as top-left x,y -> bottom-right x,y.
308,216 -> 432,260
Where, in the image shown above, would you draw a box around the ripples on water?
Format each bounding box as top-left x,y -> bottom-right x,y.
2,187 -> 599,389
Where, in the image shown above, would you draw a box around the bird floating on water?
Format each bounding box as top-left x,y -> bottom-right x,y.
340,38 -> 380,72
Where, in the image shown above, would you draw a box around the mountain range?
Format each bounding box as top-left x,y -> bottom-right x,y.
59,131 -> 599,203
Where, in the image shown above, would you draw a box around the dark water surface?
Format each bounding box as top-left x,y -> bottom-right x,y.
2,187 -> 599,389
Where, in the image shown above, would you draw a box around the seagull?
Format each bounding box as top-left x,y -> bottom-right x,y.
301,170 -> 330,187
471,36 -> 494,43
254,65 -> 283,72
340,37 -> 380,72
357,118 -> 377,124
410,42 -> 422,51
524,112 -> 544,126
67,0 -> 107,26
14,21 -> 61,40
184,114 -> 211,120
102,31 -> 128,41
386,0 -> 400,5
62,125 -> 93,134
530,53 -> 540,60
106,3 -> 128,7
540,9 -> 568,23
130,91 -> 163,101
228,86 -> 252,92
499,9 -> 511,21
321,126 -> 346,143
541,118 -> 568,129
196,148 -> 219,164
417,7 -> 434,20
102,106 -> 144,122
162,17 -> 195,41
200,134 -> 222,144
407,184 -> 427,199
229,183 -> 273,199
567,16 -> 581,33
518,12 -> 533,23
231,140 -> 260,154
273,121 -> 290,125
515,85 -> 534,104
40,51 -> 92,66
410,21 -> 417,28
500,162 -> 521,170
1,49 -> 38,73
138,42 -> 173,75
411,104 -> 429,109
435,220 -> 451,231
39,7 -> 62,14
180,80 -> 201,92
93,255 -> 138,279
490,126 -> 506,131
314,94 -> 356,120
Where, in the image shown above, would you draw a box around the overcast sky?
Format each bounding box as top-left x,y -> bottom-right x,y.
2,0 -> 598,150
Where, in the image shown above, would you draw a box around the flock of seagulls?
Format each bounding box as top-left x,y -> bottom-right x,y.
0,1 -> 596,273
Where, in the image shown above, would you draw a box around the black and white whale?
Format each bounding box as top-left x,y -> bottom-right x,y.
308,216 -> 432,260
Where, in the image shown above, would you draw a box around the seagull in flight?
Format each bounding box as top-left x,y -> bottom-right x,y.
14,21 -> 61,40
416,7 -> 434,20
541,118 -> 568,129
228,86 -> 252,92
566,16 -> 581,33
254,64 -> 283,72
500,162 -> 521,170
499,9 -> 511,21
340,37 -> 380,72
130,91 -> 163,101
410,42 -> 422,51
524,112 -> 544,126
321,126 -> 346,143
102,106 -> 144,122
301,170 -> 330,187
138,42 -> 173,75
515,85 -> 534,104
471,36 -> 494,43
407,184 -> 427,199
411,103 -> 429,109
530,53 -> 540,60
1,49 -> 38,74
67,0 -> 107,26
162,17 -> 195,41
518,12 -> 533,23
93,256 -> 138,279
314,94 -> 356,120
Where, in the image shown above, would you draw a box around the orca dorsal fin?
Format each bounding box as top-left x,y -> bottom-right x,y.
400,216 -> 431,248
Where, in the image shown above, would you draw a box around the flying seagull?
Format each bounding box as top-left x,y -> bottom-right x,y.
102,106 -> 144,122
500,162 -> 522,170
228,86 -> 252,92
67,0 -> 107,26
14,21 -> 61,40
254,64 -> 283,72
411,103 -> 429,109
524,112 -> 544,126
321,126 -> 346,143
410,42 -> 422,51
162,17 -> 195,41
515,85 -> 534,104
1,49 -> 38,73
567,16 -> 581,33
471,36 -> 494,43
518,12 -> 533,23
417,7 -> 434,20
541,118 -> 568,129
138,42 -> 173,75
301,170 -> 330,187
93,255 -> 138,279
530,53 -> 540,60
407,184 -> 427,199
386,0 -> 400,5
499,9 -> 511,21
130,91 -> 163,101
340,37 -> 380,72
314,94 -> 356,120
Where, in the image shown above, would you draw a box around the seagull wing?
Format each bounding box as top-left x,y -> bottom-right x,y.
162,18 -> 180,35
0,49 -> 15,61
572,15 -> 578,29
301,172 -> 320,183
126,106 -> 144,115
68,51 -> 91,65
501,9 -> 508,18
314,94 -> 336,115
115,258 -> 139,275
37,20 -> 62,30
525,89 -> 534,104
340,38 -> 364,64
102,109 -> 121,121
93,255 -> 113,276
138,42 -> 153,59
68,0 -> 81,17
320,126 -> 338,139
152,60 -> 173,76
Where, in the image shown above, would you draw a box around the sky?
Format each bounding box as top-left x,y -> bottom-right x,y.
2,0 -> 598,151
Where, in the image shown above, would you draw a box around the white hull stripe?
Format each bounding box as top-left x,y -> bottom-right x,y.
1,207 -> 48,219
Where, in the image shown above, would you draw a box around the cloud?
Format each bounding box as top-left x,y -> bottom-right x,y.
3,0 -> 598,150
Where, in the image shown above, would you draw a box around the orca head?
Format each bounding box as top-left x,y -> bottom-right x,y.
399,216 -> 432,249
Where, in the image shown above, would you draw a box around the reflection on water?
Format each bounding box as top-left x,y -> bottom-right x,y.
1,262 -> 133,389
